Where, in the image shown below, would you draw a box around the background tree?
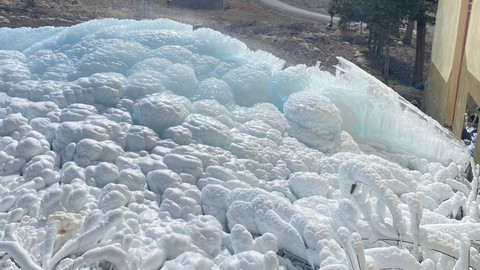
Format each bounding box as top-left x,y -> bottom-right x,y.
410,0 -> 437,88
329,0 -> 436,87
402,19 -> 415,45
328,0 -> 365,30
329,0 -> 415,83
26,0 -> 35,8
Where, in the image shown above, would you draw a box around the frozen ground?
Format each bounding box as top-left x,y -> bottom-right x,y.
0,19 -> 478,270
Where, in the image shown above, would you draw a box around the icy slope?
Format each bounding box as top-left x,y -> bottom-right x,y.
0,19 -> 476,270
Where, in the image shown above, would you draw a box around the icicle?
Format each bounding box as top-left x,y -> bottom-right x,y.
467,158 -> 480,222
0,241 -> 42,270
350,233 -> 365,270
56,244 -> 130,270
468,201 -> 480,222
49,209 -> 123,268
407,193 -> 423,261
452,234 -> 470,270
336,227 -> 360,270
41,220 -> 60,270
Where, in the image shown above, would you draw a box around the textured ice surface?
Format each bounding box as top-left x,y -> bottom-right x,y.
0,19 -> 476,270
310,59 -> 467,166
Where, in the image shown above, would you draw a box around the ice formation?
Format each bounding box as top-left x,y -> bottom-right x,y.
0,18 -> 478,270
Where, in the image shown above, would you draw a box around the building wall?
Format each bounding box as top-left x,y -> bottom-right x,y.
451,0 -> 480,161
431,0 -> 463,81
426,0 -> 480,161
424,0 -> 480,161
423,0 -> 469,127
465,0 -> 480,82
424,65 -> 450,123
452,0 -> 480,135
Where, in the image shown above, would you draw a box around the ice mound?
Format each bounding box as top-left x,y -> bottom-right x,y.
0,19 -> 477,270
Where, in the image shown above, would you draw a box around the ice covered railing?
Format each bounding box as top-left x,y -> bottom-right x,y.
0,18 -> 478,270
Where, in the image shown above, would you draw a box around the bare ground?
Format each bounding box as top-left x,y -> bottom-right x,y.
0,0 -> 428,104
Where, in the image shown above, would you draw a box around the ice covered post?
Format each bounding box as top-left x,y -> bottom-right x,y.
407,193 -> 423,260
336,227 -> 365,270
452,234 -> 471,270
467,158 -> 480,222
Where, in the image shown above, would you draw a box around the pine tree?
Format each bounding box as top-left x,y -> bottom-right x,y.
329,0 -> 436,86
330,0 -> 415,83
26,0 -> 35,8
411,0 -> 437,88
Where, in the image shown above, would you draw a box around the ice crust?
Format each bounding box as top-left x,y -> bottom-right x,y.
0,18 -> 476,270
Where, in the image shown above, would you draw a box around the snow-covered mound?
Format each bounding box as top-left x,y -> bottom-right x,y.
0,19 -> 478,270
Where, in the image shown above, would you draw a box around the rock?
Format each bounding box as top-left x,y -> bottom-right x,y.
0,16 -> 10,24
354,50 -> 363,57
192,24 -> 205,30
409,99 -> 420,108
316,33 -> 332,44
300,42 -> 310,50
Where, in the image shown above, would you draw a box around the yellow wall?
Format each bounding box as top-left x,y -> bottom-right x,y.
431,0 -> 463,81
466,0 -> 480,81
424,65 -> 449,123
424,0 -> 469,127
466,0 -> 480,162
426,0 -> 480,162
452,58 -> 480,137
450,0 -> 480,164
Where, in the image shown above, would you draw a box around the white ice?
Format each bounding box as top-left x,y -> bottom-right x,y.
0,18 -> 477,270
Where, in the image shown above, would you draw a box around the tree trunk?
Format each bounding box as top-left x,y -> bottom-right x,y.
371,35 -> 377,55
403,19 -> 415,45
368,34 -> 372,51
384,42 -> 390,84
376,37 -> 384,58
413,13 -> 426,88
